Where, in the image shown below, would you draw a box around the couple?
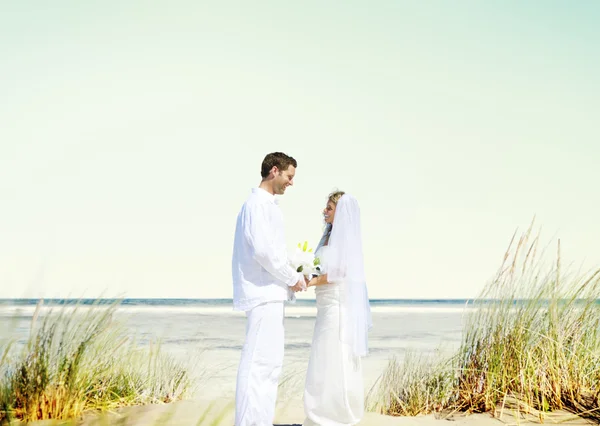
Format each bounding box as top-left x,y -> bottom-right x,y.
231,152 -> 373,426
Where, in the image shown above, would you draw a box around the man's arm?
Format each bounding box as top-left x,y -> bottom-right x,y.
243,202 -> 304,288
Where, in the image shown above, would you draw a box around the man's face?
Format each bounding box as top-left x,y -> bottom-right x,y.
273,165 -> 296,195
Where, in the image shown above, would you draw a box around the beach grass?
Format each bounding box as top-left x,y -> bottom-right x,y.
369,221 -> 600,419
0,299 -> 191,423
366,351 -> 455,416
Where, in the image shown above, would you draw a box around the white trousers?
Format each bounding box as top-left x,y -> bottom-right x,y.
235,301 -> 285,426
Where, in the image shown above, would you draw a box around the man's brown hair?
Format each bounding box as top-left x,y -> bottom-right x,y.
260,152 -> 297,178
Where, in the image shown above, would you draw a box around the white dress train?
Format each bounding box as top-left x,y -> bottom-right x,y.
303,246 -> 364,426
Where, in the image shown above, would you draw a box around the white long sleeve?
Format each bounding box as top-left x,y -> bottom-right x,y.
232,188 -> 302,311
243,202 -> 299,287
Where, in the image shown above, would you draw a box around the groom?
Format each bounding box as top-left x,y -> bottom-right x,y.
232,152 -> 307,426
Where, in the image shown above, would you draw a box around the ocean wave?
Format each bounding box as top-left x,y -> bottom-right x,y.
0,304 -> 475,318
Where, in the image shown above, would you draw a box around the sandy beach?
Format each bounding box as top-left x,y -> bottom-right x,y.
28,397 -> 590,426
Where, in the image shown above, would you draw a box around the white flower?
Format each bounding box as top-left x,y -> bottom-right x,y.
289,240 -> 320,277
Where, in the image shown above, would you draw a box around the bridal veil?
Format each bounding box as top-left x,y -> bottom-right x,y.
325,194 -> 372,357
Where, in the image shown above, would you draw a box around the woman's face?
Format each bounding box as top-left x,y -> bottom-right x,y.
323,201 -> 336,225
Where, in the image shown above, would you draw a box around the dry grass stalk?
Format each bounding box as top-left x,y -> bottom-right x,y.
370,220 -> 600,420
0,299 -> 191,423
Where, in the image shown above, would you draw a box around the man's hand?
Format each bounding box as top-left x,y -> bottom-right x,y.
290,276 -> 307,292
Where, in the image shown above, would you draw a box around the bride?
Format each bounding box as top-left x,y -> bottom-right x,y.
303,191 -> 373,426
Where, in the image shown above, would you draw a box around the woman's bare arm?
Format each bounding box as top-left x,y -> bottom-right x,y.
308,274 -> 329,287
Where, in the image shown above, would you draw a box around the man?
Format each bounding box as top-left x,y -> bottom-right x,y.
232,152 -> 307,426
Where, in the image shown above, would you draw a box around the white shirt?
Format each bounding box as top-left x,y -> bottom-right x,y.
232,187 -> 302,311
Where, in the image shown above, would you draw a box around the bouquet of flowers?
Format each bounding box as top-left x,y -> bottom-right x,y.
290,241 -> 322,278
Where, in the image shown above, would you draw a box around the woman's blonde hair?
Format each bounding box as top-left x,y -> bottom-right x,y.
320,190 -> 345,244
328,190 -> 345,205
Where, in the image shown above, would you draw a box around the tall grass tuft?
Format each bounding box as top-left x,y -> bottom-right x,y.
0,299 -> 191,423
366,352 -> 455,416
370,221 -> 600,419
456,224 -> 600,416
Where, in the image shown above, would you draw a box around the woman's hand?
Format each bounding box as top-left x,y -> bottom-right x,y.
307,277 -> 318,287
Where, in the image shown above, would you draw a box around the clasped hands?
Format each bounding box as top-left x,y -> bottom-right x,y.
291,275 -> 319,292
290,276 -> 307,293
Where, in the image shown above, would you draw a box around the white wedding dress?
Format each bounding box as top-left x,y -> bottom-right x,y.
303,245 -> 364,426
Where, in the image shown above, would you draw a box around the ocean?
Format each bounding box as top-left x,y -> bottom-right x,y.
0,298 -> 471,399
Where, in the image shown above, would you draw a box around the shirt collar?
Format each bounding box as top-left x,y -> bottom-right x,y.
252,187 -> 277,204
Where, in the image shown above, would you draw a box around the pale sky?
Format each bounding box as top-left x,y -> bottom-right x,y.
1,1 -> 599,300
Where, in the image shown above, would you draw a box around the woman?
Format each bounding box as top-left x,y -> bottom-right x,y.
303,191 -> 373,426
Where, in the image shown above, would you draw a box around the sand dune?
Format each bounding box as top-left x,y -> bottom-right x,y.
46,398 -> 593,426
